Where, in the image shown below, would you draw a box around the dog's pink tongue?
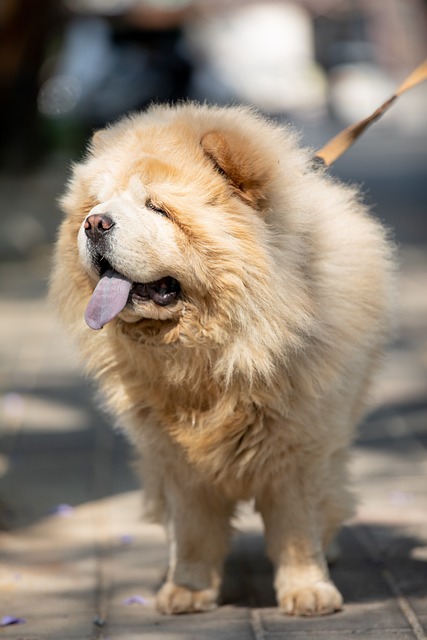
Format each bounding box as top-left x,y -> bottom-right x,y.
85,269 -> 132,330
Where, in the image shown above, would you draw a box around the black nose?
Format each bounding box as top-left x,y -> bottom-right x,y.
84,213 -> 115,244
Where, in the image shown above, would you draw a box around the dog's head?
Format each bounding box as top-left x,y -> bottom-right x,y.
51,104 -> 315,381
60,107 -> 280,319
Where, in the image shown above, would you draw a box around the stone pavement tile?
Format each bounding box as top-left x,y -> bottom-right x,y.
0,311 -> 150,639
221,530 -> 276,608
54,489 -> 258,638
413,607 -> 427,633
260,608 -> 418,638
351,475 -> 426,527
0,447 -> 98,528
106,607 -> 253,640
97,491 -> 168,602
349,403 -> 427,633
263,632 -> 417,639
0,520 -> 98,639
1,617 -> 94,640
354,421 -> 426,480
363,524 -> 427,626
261,530 -> 416,637
352,442 -> 425,479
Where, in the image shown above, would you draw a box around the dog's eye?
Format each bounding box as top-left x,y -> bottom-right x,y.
146,199 -> 169,218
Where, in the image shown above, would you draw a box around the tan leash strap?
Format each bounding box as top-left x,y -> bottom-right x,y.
314,59 -> 427,167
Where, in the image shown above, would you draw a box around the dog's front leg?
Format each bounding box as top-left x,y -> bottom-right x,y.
156,482 -> 234,615
257,460 -> 343,617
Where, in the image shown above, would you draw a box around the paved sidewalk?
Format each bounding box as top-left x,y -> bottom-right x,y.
0,247 -> 426,640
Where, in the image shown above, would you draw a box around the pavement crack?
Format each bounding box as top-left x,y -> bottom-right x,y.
250,608 -> 266,640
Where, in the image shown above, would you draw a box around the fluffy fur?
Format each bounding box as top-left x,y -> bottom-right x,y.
50,103 -> 394,616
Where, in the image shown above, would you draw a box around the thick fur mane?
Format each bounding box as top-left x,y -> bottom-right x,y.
50,102 -> 394,467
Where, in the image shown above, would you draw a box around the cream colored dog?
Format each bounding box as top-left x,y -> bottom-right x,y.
50,103 -> 394,616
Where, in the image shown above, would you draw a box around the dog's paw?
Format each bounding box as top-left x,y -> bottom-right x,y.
279,581 -> 343,617
156,582 -> 218,615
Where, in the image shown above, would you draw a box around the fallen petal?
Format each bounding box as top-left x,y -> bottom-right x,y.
52,503 -> 75,517
1,616 -> 26,626
122,595 -> 148,606
389,490 -> 415,506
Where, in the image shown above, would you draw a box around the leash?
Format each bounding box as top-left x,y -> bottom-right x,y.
314,59 -> 427,167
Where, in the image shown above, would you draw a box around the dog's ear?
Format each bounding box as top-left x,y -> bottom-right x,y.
201,131 -> 271,211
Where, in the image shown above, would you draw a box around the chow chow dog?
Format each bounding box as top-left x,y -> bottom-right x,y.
50,103 -> 394,616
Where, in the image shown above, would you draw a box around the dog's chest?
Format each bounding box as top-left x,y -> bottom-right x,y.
165,398 -> 288,492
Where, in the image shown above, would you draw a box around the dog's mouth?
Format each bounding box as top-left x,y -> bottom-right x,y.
85,256 -> 181,330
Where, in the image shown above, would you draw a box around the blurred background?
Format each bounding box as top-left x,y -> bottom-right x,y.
1,0 -> 427,252
1,0 -> 427,260
1,0 -> 427,532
